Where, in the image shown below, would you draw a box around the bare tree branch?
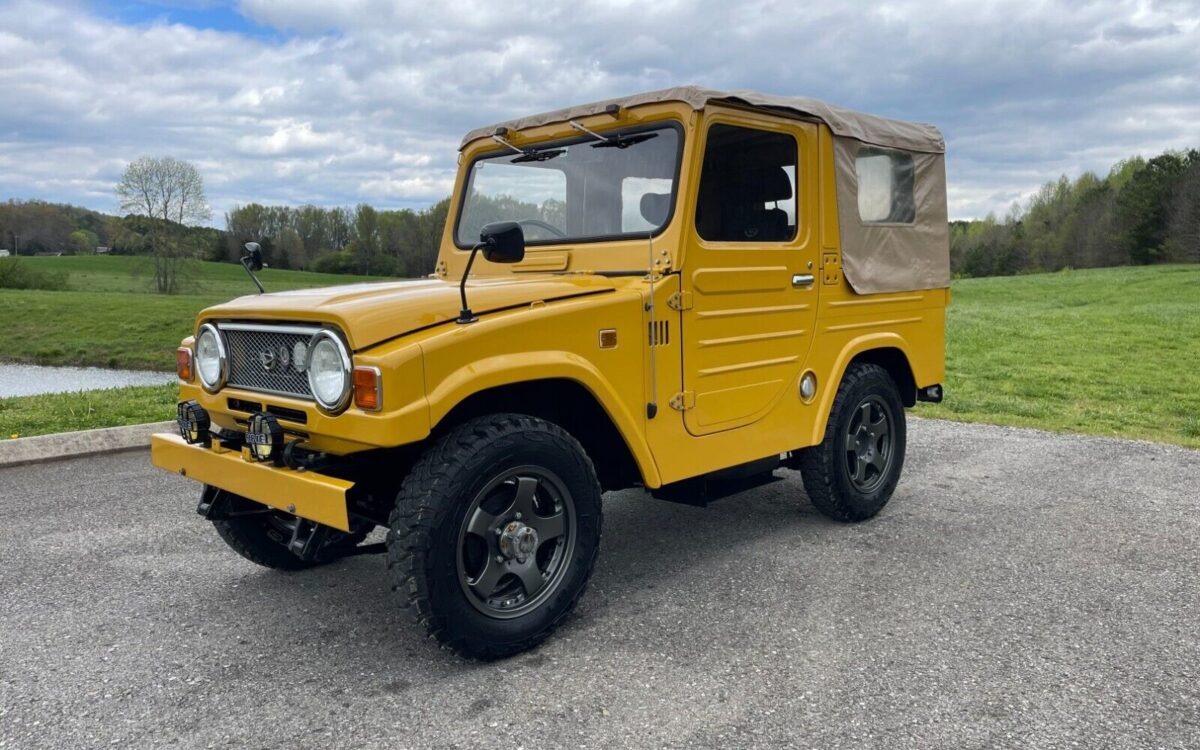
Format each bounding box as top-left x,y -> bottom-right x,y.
115,156 -> 210,293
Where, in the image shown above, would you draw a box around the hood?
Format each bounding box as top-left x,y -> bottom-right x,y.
200,275 -> 617,350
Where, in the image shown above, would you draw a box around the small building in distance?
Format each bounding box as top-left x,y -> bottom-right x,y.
96,246 -> 111,255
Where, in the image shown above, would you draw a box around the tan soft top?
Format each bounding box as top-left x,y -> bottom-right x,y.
460,85 -> 945,154
461,85 -> 950,294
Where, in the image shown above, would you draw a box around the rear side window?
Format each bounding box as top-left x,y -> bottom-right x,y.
856,148 -> 915,224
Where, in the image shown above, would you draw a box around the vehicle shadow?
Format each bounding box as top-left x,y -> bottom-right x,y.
182,470 -> 851,672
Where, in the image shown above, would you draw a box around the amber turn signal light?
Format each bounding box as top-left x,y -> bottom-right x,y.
176,347 -> 193,382
353,366 -> 382,411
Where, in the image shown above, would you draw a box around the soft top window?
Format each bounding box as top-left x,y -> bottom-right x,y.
856,148 -> 916,224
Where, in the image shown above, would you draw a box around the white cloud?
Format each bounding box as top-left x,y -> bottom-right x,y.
0,0 -> 1197,223
237,121 -> 349,156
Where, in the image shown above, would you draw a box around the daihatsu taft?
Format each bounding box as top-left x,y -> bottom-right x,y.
153,86 -> 950,658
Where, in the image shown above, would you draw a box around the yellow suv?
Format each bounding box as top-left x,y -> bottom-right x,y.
153,86 -> 949,658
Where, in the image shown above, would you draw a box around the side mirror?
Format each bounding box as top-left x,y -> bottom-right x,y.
243,242 -> 264,272
479,222 -> 525,264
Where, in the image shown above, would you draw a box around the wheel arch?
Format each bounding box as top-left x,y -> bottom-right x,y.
808,334 -> 920,446
426,356 -> 659,490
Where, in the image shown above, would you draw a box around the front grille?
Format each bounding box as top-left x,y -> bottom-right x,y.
220,323 -> 318,399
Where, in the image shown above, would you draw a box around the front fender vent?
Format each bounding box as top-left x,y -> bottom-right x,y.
649,320 -> 670,347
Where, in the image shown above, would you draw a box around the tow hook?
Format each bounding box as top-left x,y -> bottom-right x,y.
288,517 -> 385,560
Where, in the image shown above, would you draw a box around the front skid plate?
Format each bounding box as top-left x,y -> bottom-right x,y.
150,433 -> 353,531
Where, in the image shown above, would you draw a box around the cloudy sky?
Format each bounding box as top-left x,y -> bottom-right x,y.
1,0 -> 1198,223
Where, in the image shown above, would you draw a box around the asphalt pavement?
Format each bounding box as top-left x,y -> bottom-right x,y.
1,417 -> 1197,749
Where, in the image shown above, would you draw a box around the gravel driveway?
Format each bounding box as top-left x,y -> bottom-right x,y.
1,418 -> 1197,749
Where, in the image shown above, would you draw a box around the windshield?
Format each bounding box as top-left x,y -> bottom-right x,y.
456,124 -> 681,246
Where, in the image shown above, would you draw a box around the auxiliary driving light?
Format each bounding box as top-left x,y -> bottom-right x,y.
245,412 -> 284,464
176,400 -> 211,446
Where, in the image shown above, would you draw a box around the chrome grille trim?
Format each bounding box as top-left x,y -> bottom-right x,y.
216,322 -> 320,400
220,322 -> 323,336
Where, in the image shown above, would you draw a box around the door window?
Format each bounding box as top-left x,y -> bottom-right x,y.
695,124 -> 797,243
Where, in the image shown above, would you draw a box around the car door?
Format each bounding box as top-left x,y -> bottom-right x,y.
678,115 -> 820,436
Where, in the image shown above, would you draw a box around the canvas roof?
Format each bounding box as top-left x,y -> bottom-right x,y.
460,85 -> 945,154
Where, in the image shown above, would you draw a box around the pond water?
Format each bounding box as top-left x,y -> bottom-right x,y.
0,363 -> 177,398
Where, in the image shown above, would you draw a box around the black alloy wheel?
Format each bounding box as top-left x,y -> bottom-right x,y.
387,413 -> 602,659
456,466 -> 577,619
798,363 -> 907,522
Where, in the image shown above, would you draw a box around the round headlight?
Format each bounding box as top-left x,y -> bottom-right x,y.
306,330 -> 351,412
195,323 -> 227,392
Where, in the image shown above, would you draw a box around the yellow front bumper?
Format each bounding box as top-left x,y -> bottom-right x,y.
150,433 -> 353,531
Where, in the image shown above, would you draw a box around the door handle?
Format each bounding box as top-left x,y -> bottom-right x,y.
791,273 -> 815,288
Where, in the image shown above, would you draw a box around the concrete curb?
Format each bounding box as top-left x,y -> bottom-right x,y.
0,421 -> 174,468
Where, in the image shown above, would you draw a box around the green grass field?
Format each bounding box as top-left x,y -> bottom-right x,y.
0,255 -> 383,370
922,265 -> 1200,448
1,257 -> 1198,447
0,384 -> 177,439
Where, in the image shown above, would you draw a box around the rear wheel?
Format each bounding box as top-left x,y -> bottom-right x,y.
387,414 -> 602,659
208,488 -> 371,570
798,363 -> 906,522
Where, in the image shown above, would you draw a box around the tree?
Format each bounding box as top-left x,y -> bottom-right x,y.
1167,160 -> 1200,262
116,156 -> 211,292
352,203 -> 382,275
0,200 -> 31,254
68,229 -> 99,254
278,227 -> 308,270
1113,150 -> 1198,264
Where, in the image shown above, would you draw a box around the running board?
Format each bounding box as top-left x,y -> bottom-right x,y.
650,456 -> 782,507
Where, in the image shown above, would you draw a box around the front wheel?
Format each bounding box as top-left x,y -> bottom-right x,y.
386,414 -> 602,659
797,363 -> 906,522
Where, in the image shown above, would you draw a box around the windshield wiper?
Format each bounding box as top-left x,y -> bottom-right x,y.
569,119 -> 659,150
591,132 -> 658,150
492,129 -> 565,163
511,148 -> 565,163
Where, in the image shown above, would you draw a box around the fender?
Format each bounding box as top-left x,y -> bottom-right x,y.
422,347 -> 663,488
808,332 -> 922,446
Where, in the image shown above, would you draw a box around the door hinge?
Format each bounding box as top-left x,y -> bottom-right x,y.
668,391 -> 696,411
666,291 -> 693,311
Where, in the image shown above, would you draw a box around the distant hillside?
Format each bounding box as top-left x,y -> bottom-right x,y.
0,199 -> 221,260
0,198 -> 448,280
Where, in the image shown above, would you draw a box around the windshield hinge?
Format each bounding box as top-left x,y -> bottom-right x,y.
666,291 -> 692,312
668,391 -> 695,411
